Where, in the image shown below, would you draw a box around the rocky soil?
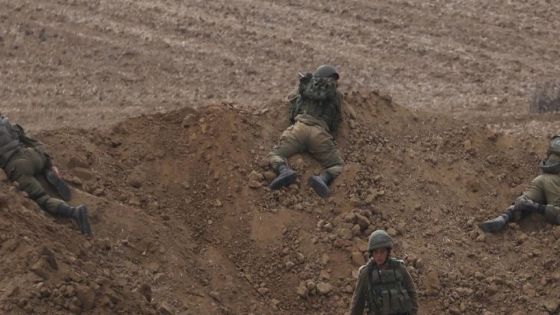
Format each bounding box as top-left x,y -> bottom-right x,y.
2,0 -> 560,315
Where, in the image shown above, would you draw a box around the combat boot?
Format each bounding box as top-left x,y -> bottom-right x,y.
479,215 -> 508,233
56,204 -> 92,236
269,164 -> 297,190
308,172 -> 333,198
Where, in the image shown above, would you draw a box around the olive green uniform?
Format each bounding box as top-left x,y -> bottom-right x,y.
269,86 -> 344,178
521,173 -> 560,224
0,116 -> 64,214
4,147 -> 65,213
350,258 -> 418,315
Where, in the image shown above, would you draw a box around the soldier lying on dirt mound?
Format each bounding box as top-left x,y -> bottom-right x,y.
480,136 -> 560,233
268,64 -> 344,197
0,115 -> 92,236
349,230 -> 418,315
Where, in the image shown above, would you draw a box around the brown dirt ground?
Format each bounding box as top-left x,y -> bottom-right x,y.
2,1 -> 560,315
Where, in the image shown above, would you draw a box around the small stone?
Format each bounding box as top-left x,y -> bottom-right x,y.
474,271 -> 484,280
425,270 -> 441,291
158,302 -> 173,315
486,284 -> 498,296
351,251 -> 365,266
248,171 -> 264,188
296,252 -> 305,263
386,227 -> 398,236
306,280 -> 316,290
127,176 -> 142,188
296,282 -> 308,297
543,299 -> 560,313
343,213 -> 356,223
351,224 -> 361,236
30,257 -> 52,280
316,282 -> 333,295
263,171 -> 276,182
181,114 -> 197,128
517,233 -> 528,244
257,287 -> 269,295
320,254 -> 330,265
337,228 -> 353,240
354,214 -> 370,230
476,233 -> 486,242
76,285 -> 95,310
285,261 -> 295,270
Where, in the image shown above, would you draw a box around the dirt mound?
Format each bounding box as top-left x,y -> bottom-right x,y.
2,91 -> 558,314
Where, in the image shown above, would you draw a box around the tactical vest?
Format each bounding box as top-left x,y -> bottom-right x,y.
366,259 -> 413,315
289,75 -> 341,133
0,116 -> 23,168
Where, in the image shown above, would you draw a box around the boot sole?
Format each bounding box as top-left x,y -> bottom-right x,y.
77,206 -> 92,236
308,176 -> 330,198
269,172 -> 297,190
45,170 -> 72,201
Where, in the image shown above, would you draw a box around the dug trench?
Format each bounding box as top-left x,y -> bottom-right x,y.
1,91 -> 559,314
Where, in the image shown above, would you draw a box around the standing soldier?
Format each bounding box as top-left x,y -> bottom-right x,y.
268,64 -> 344,198
480,135 -> 560,232
0,114 -> 92,236
350,230 -> 418,315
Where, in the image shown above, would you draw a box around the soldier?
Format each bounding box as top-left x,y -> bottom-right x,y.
268,64 -> 344,197
0,115 -> 92,236
480,135 -> 560,232
349,230 -> 418,315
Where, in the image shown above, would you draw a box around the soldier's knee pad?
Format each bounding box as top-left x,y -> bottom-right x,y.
514,195 -> 541,212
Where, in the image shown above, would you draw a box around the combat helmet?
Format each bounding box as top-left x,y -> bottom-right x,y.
313,65 -> 339,80
541,136 -> 560,174
548,136 -> 560,155
367,230 -> 393,252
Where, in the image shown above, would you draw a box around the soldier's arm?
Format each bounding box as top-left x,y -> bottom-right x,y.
328,92 -> 343,133
349,265 -> 368,315
399,262 -> 419,315
287,86 -> 299,124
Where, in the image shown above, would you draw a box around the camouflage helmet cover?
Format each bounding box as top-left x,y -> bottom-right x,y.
313,65 -> 339,80
548,135 -> 560,155
541,137 -> 560,173
367,229 -> 393,252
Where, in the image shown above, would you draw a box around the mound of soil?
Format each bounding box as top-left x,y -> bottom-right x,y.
2,91 -> 558,314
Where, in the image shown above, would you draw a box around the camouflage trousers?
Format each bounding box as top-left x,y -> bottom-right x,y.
516,173 -> 560,224
3,148 -> 65,213
269,121 -> 343,178
509,195 -> 560,225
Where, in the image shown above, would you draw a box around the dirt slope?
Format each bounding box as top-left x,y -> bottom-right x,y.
2,92 -> 560,314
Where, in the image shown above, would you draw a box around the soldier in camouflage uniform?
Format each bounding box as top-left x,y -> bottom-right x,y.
0,115 -> 92,236
480,135 -> 560,232
268,65 -> 344,198
350,230 -> 418,315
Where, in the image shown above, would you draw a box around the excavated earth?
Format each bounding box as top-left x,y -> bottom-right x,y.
2,1 -> 560,315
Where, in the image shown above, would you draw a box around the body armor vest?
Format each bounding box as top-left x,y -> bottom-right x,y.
366,259 -> 413,315
0,116 -> 22,167
289,76 -> 341,133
